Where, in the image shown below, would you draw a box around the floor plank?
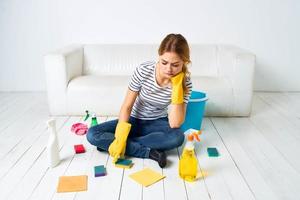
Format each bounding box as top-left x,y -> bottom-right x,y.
119,156 -> 143,200
250,95 -> 300,172
163,149 -> 188,200
73,138 -> 109,200
211,117 -> 281,199
142,154 -> 165,200
257,92 -> 300,131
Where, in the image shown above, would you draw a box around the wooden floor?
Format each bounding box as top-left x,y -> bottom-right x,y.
0,92 -> 300,200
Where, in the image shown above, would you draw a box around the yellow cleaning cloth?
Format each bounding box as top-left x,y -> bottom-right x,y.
57,175 -> 88,193
129,168 -> 165,187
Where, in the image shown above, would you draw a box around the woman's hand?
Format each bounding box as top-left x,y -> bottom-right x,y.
108,121 -> 131,162
169,72 -> 186,128
171,72 -> 184,104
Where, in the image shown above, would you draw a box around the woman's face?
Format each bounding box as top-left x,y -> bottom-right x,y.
158,52 -> 184,79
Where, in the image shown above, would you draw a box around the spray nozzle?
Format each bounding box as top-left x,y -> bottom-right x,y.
84,110 -> 90,121
187,130 -> 202,142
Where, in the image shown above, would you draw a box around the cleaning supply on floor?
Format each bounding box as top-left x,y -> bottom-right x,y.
70,110 -> 91,135
71,123 -> 88,135
94,165 -> 107,177
74,144 -> 86,154
207,147 -> 219,157
129,168 -> 166,187
90,113 -> 98,127
47,119 -> 60,168
57,175 -> 88,193
179,131 -> 201,182
115,158 -> 133,169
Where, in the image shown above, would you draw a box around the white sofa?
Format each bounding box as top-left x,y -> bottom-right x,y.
44,44 -> 255,116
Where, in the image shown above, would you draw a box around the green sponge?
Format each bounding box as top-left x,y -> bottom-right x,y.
207,147 -> 219,157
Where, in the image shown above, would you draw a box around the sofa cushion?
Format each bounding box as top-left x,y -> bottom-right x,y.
67,75 -> 131,115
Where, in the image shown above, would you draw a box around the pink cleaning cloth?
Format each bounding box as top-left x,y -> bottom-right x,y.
71,123 -> 88,135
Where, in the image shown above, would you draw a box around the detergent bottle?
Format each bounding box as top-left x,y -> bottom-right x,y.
179,131 -> 201,182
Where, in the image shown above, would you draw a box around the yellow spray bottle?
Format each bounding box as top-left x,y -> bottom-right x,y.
179,130 -> 201,182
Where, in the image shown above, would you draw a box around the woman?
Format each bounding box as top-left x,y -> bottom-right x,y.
87,33 -> 192,168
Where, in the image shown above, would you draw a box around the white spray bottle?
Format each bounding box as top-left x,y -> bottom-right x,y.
47,119 -> 60,168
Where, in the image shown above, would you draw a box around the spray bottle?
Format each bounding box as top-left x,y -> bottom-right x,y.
47,119 -> 60,168
90,113 -> 98,127
179,130 -> 201,182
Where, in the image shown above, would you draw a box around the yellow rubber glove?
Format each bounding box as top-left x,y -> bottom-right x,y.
171,72 -> 185,104
108,121 -> 131,163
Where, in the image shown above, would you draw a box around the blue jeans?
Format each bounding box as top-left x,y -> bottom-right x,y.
86,116 -> 185,158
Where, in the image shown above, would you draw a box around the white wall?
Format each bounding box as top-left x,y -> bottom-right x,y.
0,0 -> 299,91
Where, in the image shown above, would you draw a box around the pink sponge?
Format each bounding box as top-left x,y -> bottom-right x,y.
71,123 -> 88,135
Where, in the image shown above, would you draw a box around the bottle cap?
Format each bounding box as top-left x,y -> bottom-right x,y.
187,132 -> 201,142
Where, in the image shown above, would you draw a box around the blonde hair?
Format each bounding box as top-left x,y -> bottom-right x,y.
158,33 -> 191,94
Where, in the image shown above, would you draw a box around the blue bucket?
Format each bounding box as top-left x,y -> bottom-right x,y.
181,91 -> 208,132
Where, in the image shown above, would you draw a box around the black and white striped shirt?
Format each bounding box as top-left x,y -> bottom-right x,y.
128,61 -> 193,120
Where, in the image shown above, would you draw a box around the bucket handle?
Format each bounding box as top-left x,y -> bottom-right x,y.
188,97 -> 208,103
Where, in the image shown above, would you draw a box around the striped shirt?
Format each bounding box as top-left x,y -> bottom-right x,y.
128,61 -> 193,120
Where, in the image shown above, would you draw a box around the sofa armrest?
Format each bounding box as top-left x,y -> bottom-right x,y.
217,45 -> 256,116
44,44 -> 83,115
